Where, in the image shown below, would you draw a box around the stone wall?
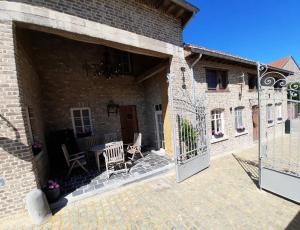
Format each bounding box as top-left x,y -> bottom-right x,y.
7,0 -> 183,46
193,60 -> 287,156
0,21 -> 38,218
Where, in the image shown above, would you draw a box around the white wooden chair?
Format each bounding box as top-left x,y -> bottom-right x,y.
126,133 -> 144,160
61,144 -> 88,177
104,133 -> 118,143
103,141 -> 129,179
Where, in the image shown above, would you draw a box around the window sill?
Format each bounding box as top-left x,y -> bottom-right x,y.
277,119 -> 283,124
235,131 -> 248,137
211,136 -> 228,144
248,89 -> 257,92
267,123 -> 274,127
206,90 -> 230,93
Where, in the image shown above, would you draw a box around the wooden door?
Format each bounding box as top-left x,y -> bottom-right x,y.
119,105 -> 139,143
252,105 -> 259,141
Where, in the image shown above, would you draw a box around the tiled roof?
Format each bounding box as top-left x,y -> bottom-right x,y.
185,44 -> 256,64
269,56 -> 291,68
185,44 -> 293,74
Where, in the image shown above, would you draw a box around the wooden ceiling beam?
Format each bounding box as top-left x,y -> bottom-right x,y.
137,60 -> 169,83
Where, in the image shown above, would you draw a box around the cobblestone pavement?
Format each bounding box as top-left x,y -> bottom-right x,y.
1,146 -> 300,230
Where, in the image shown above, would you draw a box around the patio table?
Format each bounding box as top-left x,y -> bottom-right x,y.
91,142 -> 116,172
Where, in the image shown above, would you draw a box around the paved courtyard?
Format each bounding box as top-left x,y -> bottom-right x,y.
1,146 -> 299,230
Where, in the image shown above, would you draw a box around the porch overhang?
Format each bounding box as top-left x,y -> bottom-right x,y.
0,1 -> 185,58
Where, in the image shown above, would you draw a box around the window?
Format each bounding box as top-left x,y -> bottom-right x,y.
206,69 -> 228,90
266,104 -> 274,124
235,107 -> 245,132
71,108 -> 93,138
248,74 -> 257,90
276,103 -> 283,121
211,109 -> 225,138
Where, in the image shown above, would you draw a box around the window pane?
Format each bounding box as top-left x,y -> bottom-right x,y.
248,74 -> 257,90
73,110 -> 81,117
206,70 -> 218,90
74,117 -> 82,126
82,109 -> 90,117
219,71 -> 228,89
83,117 -> 91,125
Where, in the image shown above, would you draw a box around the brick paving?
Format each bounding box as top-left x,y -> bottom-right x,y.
1,146 -> 300,230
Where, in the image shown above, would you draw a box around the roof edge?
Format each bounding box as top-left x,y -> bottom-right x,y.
170,0 -> 199,13
186,44 -> 293,74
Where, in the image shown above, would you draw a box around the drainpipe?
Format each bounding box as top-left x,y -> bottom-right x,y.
191,53 -> 202,102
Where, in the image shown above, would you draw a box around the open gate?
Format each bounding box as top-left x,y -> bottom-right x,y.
168,74 -> 210,182
258,64 -> 300,202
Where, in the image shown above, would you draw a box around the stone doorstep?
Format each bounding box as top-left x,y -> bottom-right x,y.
49,163 -> 175,211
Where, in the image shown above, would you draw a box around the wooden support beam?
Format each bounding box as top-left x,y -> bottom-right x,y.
175,8 -> 185,18
137,61 -> 169,84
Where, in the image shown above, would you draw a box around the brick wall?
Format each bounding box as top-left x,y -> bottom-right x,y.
21,32 -> 161,148
7,0 -> 183,46
0,21 -> 37,218
193,60 -> 287,156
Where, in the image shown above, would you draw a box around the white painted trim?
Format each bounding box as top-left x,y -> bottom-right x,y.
154,110 -> 163,149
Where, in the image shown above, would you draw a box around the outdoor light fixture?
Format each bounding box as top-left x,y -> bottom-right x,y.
180,66 -> 186,89
107,100 -> 119,116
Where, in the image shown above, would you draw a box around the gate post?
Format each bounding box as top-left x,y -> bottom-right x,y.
257,62 -> 263,189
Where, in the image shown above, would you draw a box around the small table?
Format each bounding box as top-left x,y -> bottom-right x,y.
91,142 -> 116,172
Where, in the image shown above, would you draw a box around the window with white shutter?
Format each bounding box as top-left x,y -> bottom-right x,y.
267,104 -> 274,124
71,108 -> 93,138
211,109 -> 225,138
235,107 -> 245,132
276,103 -> 283,121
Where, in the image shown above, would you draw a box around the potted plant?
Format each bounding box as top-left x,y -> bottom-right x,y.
237,127 -> 245,133
213,131 -> 224,138
32,140 -> 43,156
44,180 -> 60,203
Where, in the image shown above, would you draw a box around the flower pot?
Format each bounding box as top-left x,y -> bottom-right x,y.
44,188 -> 60,203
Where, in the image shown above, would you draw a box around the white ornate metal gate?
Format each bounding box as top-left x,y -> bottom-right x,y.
258,63 -> 300,202
168,74 -> 210,182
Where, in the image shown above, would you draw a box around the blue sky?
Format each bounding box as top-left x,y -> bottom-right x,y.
183,0 -> 300,64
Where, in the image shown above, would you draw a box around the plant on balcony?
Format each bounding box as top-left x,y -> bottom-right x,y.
213,131 -> 224,138
236,127 -> 245,133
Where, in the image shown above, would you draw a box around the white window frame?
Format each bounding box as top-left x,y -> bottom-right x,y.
211,109 -> 225,138
267,104 -> 274,125
235,107 -> 245,130
70,107 -> 93,138
276,103 -> 283,122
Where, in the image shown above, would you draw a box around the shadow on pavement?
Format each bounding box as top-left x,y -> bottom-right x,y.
233,154 -> 259,188
285,210 -> 300,230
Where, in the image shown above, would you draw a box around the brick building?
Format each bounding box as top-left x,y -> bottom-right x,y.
0,0 -> 294,219
0,0 -> 199,218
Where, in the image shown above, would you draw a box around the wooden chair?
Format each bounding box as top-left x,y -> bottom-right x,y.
86,136 -> 99,150
103,141 -> 129,179
104,133 -> 118,143
126,133 -> 144,160
61,144 -> 88,177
